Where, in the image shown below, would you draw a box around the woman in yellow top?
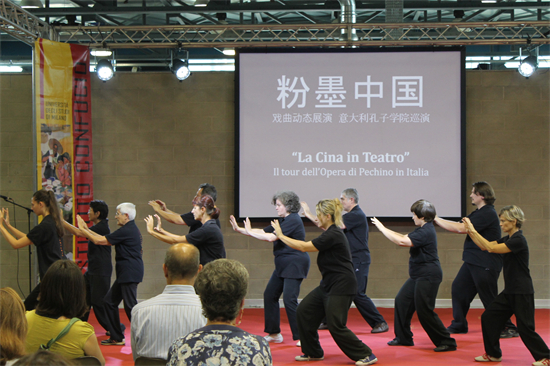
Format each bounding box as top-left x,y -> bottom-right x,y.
24,260 -> 105,365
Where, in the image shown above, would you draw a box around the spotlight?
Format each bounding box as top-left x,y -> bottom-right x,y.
91,48 -> 112,57
96,59 -> 114,81
518,55 -> 538,78
172,59 -> 190,81
222,48 -> 235,56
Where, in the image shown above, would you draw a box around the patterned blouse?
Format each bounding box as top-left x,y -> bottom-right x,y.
167,324 -> 272,366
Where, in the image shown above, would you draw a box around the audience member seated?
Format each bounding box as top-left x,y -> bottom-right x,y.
24,260 -> 105,365
167,259 -> 273,366
131,243 -> 206,360
13,350 -> 74,366
0,287 -> 27,366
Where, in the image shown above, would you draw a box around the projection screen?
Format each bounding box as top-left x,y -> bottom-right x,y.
236,48 -> 465,219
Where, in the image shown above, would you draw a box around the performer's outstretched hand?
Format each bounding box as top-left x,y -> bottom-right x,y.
370,217 -> 384,231
462,217 -> 474,233
144,215 -> 155,233
154,214 -> 163,232
271,220 -> 283,237
76,215 -> 88,229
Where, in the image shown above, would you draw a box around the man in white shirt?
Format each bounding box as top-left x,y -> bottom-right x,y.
131,243 -> 206,360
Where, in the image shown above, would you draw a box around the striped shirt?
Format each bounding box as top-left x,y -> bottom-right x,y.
131,285 -> 206,360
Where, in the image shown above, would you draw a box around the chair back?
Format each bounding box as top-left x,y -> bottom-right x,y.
134,356 -> 167,366
73,356 -> 102,366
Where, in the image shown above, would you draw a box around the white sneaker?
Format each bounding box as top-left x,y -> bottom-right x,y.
296,340 -> 301,347
264,333 -> 283,343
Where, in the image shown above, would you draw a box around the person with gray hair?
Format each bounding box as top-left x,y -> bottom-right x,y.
229,191 -> 310,346
131,244 -> 206,361
167,259 -> 272,366
77,202 -> 143,346
464,206 -> 550,365
371,200 -> 457,352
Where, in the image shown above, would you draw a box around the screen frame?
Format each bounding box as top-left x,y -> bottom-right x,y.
234,46 -> 466,222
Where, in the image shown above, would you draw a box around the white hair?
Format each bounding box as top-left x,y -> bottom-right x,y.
117,202 -> 136,221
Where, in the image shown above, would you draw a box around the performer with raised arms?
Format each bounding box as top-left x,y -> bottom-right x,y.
145,195 -> 225,266
371,200 -> 457,352
230,191 -> 310,346
464,205 -> 550,366
272,198 -> 377,366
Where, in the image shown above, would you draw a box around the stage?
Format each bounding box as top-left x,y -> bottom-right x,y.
91,307 -> 550,365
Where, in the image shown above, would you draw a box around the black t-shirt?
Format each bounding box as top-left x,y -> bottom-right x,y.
463,205 -> 503,271
263,213 -> 310,279
407,222 -> 442,282
498,231 -> 534,294
342,205 -> 370,264
181,212 -> 221,234
185,220 -> 226,265
312,225 -> 356,295
87,219 -> 112,277
105,220 -> 144,283
27,215 -> 66,279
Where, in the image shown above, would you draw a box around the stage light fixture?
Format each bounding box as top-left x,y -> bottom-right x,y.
172,59 -> 191,81
222,48 -> 235,56
194,0 -> 209,7
518,55 -> 538,78
91,48 -> 112,57
96,59 -> 114,81
20,0 -> 42,8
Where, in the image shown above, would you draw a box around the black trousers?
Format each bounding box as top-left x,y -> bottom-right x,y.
24,283 -> 41,311
394,278 -> 456,348
82,272 -> 111,332
263,272 -> 303,340
450,262 -> 515,332
353,261 -> 385,327
103,280 -> 138,341
297,286 -> 373,361
482,292 -> 550,360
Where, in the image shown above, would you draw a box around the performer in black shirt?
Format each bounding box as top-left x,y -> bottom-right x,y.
77,202 -> 144,346
230,191 -> 310,346
63,200 -> 111,330
148,183 -> 219,233
0,189 -> 65,310
272,198 -> 377,366
145,195 -> 225,265
372,200 -> 456,352
465,205 -> 550,366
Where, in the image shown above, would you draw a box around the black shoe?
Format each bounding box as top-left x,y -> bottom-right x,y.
105,323 -> 126,337
500,327 -> 519,338
434,345 -> 457,352
447,326 -> 468,334
101,338 -> 125,346
387,338 -> 414,346
371,322 -> 389,334
318,322 -> 328,330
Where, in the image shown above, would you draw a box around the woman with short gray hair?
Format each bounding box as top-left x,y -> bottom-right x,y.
167,259 -> 272,366
230,191 -> 310,346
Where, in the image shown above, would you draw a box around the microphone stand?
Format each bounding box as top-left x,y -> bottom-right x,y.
1,197 -> 33,294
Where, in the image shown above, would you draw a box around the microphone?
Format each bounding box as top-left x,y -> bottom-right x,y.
0,195 -> 13,202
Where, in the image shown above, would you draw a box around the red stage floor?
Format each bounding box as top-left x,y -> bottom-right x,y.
92,307 -> 550,366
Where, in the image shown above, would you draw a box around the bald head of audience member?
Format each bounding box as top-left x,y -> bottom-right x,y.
163,244 -> 202,286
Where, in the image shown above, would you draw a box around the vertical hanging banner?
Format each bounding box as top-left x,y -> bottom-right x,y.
34,39 -> 93,272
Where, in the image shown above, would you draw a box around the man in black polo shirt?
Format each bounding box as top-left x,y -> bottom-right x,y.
77,202 -> 144,346
435,181 -> 517,338
63,200 -> 111,331
148,183 -> 220,233
340,188 -> 388,334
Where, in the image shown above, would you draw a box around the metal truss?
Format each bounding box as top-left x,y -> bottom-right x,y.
0,0 -> 49,45
56,21 -> 550,49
